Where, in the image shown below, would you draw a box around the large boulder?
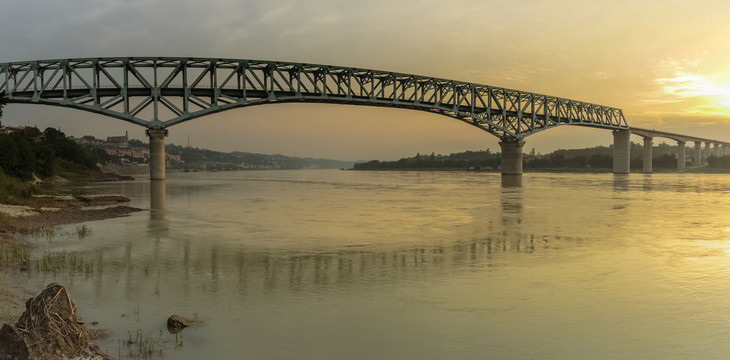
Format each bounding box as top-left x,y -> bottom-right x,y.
0,283 -> 110,360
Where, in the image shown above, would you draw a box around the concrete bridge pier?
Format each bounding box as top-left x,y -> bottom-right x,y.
694,141 -> 702,165
147,128 -> 168,180
613,130 -> 631,174
499,140 -> 525,175
642,137 -> 653,173
705,142 -> 712,162
677,141 -> 686,171
147,128 -> 168,214
714,143 -> 720,157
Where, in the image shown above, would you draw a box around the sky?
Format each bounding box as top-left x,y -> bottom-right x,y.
2,0 -> 730,161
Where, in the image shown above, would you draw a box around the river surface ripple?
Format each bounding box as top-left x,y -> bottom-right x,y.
21,170 -> 730,359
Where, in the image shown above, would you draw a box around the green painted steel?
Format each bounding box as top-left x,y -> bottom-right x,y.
0,57 -> 628,139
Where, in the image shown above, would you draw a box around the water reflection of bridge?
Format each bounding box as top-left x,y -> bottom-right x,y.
27,182 -> 587,298
30,230 -> 579,298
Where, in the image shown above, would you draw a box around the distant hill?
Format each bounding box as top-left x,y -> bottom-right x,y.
353,141 -> 705,171
166,144 -> 353,171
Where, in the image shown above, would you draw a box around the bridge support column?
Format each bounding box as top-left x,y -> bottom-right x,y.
714,143 -> 720,158
705,142 -> 712,162
613,130 -> 631,174
499,140 -> 525,175
694,141 -> 702,165
643,137 -> 653,173
677,141 -> 686,171
147,128 -> 168,180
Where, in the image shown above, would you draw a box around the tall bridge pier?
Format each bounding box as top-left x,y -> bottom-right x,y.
643,137 -> 653,173
615,128 -> 730,174
146,128 -> 168,215
694,142 -> 702,166
499,140 -> 525,175
613,130 -> 631,174
147,129 -> 168,181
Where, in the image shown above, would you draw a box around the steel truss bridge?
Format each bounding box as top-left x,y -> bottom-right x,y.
0,57 -> 629,140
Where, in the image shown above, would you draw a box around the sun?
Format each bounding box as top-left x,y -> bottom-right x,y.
720,87 -> 730,109
658,74 -> 730,114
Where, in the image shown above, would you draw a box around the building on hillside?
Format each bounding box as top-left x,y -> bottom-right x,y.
0,125 -> 27,135
166,153 -> 182,162
106,131 -> 129,148
132,150 -> 150,160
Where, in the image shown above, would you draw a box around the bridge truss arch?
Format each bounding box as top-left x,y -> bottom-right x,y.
0,57 -> 628,139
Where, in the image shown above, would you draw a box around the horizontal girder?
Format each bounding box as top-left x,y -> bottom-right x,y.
630,127 -> 730,146
0,57 -> 628,139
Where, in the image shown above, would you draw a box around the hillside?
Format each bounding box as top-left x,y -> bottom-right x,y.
166,143 -> 353,171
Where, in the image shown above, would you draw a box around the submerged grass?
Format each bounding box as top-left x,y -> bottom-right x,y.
33,250 -> 94,277
17,224 -> 57,239
123,329 -> 167,359
76,224 -> 92,238
0,240 -> 30,270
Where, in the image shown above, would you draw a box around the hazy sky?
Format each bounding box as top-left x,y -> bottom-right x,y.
2,0 -> 730,160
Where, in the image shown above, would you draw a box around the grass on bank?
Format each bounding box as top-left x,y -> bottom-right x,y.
0,170 -> 55,207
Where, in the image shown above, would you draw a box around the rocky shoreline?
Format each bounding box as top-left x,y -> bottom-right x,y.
0,195 -> 143,359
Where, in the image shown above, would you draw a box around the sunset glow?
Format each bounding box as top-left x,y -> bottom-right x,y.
2,0 -> 730,158
658,74 -> 730,114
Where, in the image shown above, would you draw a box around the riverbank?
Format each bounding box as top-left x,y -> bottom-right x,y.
0,195 -> 143,358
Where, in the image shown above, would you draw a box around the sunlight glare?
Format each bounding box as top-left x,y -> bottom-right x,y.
659,74 -> 730,112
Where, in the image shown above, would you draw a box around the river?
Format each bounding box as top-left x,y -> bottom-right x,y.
19,170 -> 730,359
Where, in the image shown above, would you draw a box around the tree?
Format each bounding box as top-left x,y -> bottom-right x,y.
0,92 -> 6,126
0,134 -> 20,175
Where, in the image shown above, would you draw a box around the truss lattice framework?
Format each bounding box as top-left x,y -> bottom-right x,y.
0,57 -> 628,139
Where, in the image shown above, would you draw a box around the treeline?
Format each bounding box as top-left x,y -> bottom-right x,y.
0,127 -> 100,180
707,155 -> 730,169
524,143 -> 684,170
354,142 -> 698,171
354,150 -> 501,170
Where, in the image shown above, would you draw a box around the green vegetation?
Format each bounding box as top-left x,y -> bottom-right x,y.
0,127 -> 99,181
0,171 -> 44,205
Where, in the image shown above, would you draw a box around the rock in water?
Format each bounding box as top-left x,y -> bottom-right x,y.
0,283 -> 110,360
167,314 -> 194,333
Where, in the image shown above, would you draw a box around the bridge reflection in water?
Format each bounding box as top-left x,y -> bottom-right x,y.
24,177 -> 581,300
150,179 -> 166,219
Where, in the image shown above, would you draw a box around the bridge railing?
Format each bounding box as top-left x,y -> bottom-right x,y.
0,57 -> 628,139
